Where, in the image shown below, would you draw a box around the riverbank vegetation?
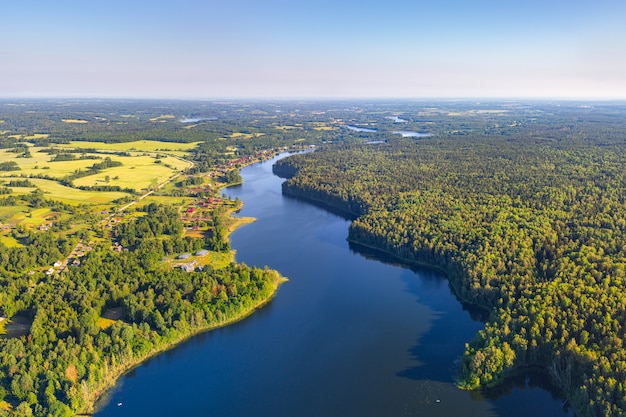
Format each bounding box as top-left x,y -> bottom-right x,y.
275,106 -> 626,417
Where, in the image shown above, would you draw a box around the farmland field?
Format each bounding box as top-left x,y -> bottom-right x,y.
59,140 -> 202,153
71,155 -> 187,191
13,178 -> 130,204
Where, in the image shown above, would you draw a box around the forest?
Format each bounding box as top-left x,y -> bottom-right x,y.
2,99 -> 626,416
274,107 -> 626,417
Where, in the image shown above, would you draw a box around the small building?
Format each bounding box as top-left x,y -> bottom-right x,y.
179,260 -> 197,273
178,253 -> 192,260
53,261 -> 62,267
195,249 -> 209,256
46,268 -> 55,275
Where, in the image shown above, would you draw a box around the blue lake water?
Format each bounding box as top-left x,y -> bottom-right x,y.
94,154 -> 573,417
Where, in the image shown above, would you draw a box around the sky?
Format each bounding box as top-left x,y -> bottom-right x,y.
2,0 -> 626,99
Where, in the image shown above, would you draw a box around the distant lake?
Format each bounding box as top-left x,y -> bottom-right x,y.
94,154 -> 573,417
346,125 -> 377,132
393,130 -> 431,138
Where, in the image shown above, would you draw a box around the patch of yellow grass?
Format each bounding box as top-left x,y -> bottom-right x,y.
0,234 -> 23,248
229,132 -> 265,139
0,400 -> 11,411
24,178 -> 130,205
24,133 -> 49,140
97,317 -> 117,330
62,119 -> 89,124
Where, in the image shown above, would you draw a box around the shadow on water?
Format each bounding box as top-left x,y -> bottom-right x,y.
349,240 -> 575,415
484,370 -> 575,416
283,194 -> 357,221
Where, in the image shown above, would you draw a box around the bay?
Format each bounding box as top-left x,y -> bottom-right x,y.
94,153 -> 573,417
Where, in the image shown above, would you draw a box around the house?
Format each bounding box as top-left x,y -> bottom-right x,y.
178,253 -> 191,260
53,261 -> 62,267
195,249 -> 209,256
179,261 -> 197,273
46,268 -> 55,275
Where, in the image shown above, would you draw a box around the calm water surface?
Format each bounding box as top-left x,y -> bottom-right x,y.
95,154 -> 573,417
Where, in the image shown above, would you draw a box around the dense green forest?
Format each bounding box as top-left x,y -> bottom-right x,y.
275,113 -> 626,417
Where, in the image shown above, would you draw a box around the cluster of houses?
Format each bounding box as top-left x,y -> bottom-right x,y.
45,241 -> 93,275
225,149 -> 277,167
176,250 -> 209,273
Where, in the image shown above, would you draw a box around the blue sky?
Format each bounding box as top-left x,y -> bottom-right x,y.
2,0 -> 625,99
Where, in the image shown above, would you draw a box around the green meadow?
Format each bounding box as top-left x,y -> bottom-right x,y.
10,177 -> 130,204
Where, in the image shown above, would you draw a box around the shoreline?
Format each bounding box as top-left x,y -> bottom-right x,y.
83,268 -> 287,415
284,189 -> 573,414
79,161 -> 287,416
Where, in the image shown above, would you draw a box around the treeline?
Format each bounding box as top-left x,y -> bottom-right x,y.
276,134 -> 626,417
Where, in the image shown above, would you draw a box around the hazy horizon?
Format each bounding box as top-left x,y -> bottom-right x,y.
3,1 -> 626,100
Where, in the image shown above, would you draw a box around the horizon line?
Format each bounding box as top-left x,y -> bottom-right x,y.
2,96 -> 626,103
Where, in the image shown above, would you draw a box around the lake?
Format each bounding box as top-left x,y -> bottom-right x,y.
345,125 -> 377,132
392,130 -> 431,138
94,154 -> 573,417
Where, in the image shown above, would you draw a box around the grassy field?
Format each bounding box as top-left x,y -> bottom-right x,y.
229,132 -> 265,139
1,147 -> 190,192
16,178 -> 130,204
9,207 -> 56,228
59,140 -> 202,153
71,155 -> 186,191
0,205 -> 29,221
0,233 -> 23,248
0,147 -> 105,176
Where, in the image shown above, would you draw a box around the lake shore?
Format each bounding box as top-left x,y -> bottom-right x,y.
82,270 -> 286,415
282,187 -> 573,415
79,189 -> 287,416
